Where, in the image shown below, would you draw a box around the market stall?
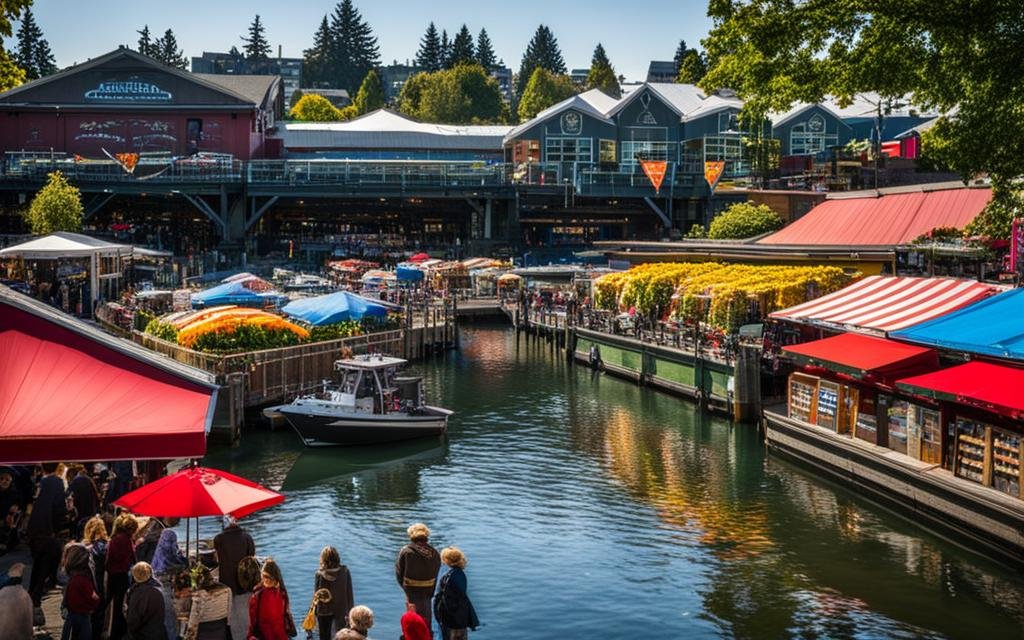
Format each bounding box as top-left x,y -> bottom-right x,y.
891,288 -> 1024,359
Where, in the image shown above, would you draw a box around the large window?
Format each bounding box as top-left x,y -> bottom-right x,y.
789,114 -> 838,155
621,127 -> 669,165
545,137 -> 593,163
599,139 -> 617,164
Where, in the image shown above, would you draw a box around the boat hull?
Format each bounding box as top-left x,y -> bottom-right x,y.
278,408 -> 448,446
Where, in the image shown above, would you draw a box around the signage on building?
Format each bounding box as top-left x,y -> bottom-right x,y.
704,161 -> 726,191
635,93 -> 658,125
640,160 -> 668,194
85,78 -> 173,102
560,110 -> 582,135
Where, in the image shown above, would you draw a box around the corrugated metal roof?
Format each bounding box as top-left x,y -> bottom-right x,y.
757,187 -> 992,246
504,90 -> 617,141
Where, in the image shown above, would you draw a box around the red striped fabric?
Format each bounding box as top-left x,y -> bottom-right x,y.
770,275 -> 999,333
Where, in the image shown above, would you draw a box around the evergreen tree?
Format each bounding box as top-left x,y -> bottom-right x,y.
303,16 -> 332,87
242,14 -> 272,60
15,8 -> 54,80
517,67 -> 576,122
475,28 -> 496,70
33,37 -> 55,78
676,49 -> 707,84
327,0 -> 380,94
440,29 -> 451,69
673,39 -> 689,75
352,69 -> 385,115
137,25 -> 153,57
448,24 -> 475,67
153,29 -> 187,69
586,43 -> 620,98
415,22 -> 442,72
516,25 -> 566,97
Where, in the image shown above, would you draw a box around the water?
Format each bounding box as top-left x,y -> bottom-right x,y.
201,326 -> 1024,639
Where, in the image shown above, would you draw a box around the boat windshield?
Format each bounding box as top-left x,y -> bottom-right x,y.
339,369 -> 361,395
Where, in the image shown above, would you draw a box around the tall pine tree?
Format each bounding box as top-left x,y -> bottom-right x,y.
242,14 -> 272,60
673,40 -> 689,75
328,0 -> 380,94
448,24 -> 475,68
15,8 -> 55,80
303,16 -> 332,87
154,29 -> 187,69
415,22 -> 442,72
516,25 -> 566,97
475,28 -> 496,70
440,30 -> 451,69
587,43 -> 620,98
137,25 -> 154,57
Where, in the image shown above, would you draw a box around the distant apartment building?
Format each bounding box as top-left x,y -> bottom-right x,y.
380,62 -> 420,102
490,66 -> 513,103
299,88 -> 351,109
570,68 -> 589,87
191,49 -> 302,106
646,60 -> 677,83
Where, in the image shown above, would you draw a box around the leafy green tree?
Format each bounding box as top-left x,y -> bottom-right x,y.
586,43 -> 620,98
15,8 -> 55,80
517,67 -> 576,122
415,22 -> 443,72
476,28 -> 496,70
242,14 -> 271,60
448,24 -> 475,67
302,16 -> 332,87
327,0 -> 380,94
396,71 -> 429,117
707,202 -> 783,240
352,69 -> 385,115
153,29 -> 187,69
964,178 -> 1023,241
0,0 -> 30,91
415,64 -> 505,124
516,25 -> 566,97
289,93 -> 344,121
676,49 -> 706,84
25,171 -> 83,235
137,24 -> 153,57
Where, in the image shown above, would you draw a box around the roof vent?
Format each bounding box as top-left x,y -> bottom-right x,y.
714,88 -> 737,98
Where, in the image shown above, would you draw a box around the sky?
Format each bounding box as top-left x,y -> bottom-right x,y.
3,0 -> 714,82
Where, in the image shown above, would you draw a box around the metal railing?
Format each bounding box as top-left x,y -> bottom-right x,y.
248,159 -> 509,188
2,152 -> 243,183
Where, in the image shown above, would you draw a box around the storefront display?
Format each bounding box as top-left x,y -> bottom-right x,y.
914,406 -> 942,464
815,380 -> 839,431
888,399 -> 911,454
855,394 -> 877,444
991,428 -> 1021,497
954,419 -> 988,485
788,373 -> 818,423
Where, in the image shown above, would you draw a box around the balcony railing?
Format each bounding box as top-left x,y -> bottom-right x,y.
247,159 -> 509,188
1,152 -> 242,183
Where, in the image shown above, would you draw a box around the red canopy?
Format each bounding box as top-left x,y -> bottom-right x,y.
409,253 -> 430,262
0,288 -> 217,464
783,333 -> 938,383
897,361 -> 1024,419
114,465 -> 283,518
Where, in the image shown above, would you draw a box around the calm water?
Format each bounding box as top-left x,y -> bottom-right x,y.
201,326 -> 1024,639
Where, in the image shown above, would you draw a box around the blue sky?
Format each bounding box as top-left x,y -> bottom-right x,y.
4,0 -> 713,82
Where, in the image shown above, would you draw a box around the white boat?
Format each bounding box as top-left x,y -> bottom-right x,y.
264,354 -> 452,446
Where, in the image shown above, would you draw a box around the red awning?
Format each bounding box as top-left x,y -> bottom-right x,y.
770,275 -> 999,333
758,187 -> 992,246
0,288 -> 217,464
897,361 -> 1024,419
783,333 -> 938,382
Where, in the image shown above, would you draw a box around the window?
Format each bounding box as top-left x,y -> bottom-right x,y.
789,113 -> 838,155
545,137 -> 593,163
718,111 -> 739,133
599,139 -> 617,164
621,127 -> 669,165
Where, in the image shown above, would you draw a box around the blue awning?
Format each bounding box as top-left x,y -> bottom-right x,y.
281,291 -> 390,326
890,288 -> 1024,360
191,281 -> 286,308
396,266 -> 425,282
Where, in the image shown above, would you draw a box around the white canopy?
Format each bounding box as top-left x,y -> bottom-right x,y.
0,232 -> 131,259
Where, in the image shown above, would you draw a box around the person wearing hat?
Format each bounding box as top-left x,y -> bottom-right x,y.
0,563 -> 33,639
395,523 -> 441,634
125,562 -> 168,640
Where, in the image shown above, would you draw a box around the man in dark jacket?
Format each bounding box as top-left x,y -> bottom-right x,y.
213,516 -> 255,594
26,462 -> 66,608
395,522 -> 441,634
67,466 -> 99,536
125,562 -> 168,640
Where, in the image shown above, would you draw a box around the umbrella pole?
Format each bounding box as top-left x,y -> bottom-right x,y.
185,517 -> 190,564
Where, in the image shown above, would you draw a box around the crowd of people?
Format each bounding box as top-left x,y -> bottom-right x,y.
0,461 -> 479,640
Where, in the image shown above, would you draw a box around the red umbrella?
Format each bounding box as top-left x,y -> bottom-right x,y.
114,465 -> 284,519
409,253 -> 430,263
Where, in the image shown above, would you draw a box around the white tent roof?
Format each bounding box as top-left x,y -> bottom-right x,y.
0,232 -> 132,259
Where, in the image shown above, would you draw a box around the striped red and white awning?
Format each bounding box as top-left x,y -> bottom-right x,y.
770,275 -> 1000,333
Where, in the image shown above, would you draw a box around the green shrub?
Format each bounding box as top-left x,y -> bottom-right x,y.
144,318 -> 178,342
707,202 -> 784,239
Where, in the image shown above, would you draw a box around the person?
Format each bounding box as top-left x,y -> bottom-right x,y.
395,523 -> 441,634
400,603 -> 431,640
213,516 -> 255,597
151,517 -> 187,640
184,564 -> 232,640
82,516 -> 110,640
125,562 -> 168,640
335,605 -> 373,640
0,467 -> 23,555
61,543 -> 100,640
248,558 -> 290,640
27,461 -> 68,618
67,465 -> 100,537
107,513 -> 139,640
230,556 -> 261,640
0,563 -> 34,640
314,546 -> 354,640
433,548 -> 479,640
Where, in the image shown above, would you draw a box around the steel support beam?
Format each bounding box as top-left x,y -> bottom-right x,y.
83,193 -> 116,220
246,195 -> 279,231
181,193 -> 227,236
642,196 -> 672,227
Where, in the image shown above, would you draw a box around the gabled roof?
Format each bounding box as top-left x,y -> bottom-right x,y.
895,115 -> 942,140
681,93 -> 744,123
607,82 -> 707,118
504,90 -> 616,142
0,232 -> 131,258
194,73 -> 280,107
769,102 -> 848,128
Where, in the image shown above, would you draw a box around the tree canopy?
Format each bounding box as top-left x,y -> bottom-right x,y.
707,202 -> 783,240
242,14 -> 272,60
400,65 -> 505,124
289,93 -> 345,122
415,22 -> 443,72
475,28 -> 496,70
352,69 -> 385,115
1,0 -> 32,90
673,39 -> 707,83
25,171 -> 83,235
15,7 -> 56,80
586,43 -> 620,98
303,0 -> 380,94
516,24 -> 566,98
137,25 -> 154,57
517,67 -> 576,122
151,28 -> 187,69
449,24 -> 475,67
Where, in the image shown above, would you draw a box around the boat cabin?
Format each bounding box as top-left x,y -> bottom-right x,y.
331,354 -> 423,414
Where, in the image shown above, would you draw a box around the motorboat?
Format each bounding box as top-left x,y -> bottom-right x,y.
264,354 -> 452,446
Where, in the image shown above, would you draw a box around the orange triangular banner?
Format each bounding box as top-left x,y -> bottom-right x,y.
640,160 -> 668,194
704,161 -> 726,191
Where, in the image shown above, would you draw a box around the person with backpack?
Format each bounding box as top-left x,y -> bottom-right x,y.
313,546 -> 354,640
433,548 -> 479,640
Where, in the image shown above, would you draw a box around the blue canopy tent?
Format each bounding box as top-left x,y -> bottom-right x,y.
396,265 -> 425,282
191,281 -> 287,309
891,288 -> 1024,360
281,291 -> 392,326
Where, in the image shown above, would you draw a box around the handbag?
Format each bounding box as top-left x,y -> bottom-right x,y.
301,599 -> 317,633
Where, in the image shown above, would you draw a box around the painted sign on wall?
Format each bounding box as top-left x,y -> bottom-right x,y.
85,78 -> 172,102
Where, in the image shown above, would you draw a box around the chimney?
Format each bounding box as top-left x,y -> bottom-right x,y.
278,44 -> 282,60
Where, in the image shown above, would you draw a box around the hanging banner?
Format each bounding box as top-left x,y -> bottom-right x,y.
704,161 -> 726,191
640,160 -> 668,194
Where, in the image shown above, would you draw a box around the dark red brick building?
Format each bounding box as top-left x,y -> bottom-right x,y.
0,47 -> 281,160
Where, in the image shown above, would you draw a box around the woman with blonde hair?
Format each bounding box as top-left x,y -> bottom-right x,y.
106,514 -> 139,640
433,547 -> 479,640
314,545 -> 354,640
335,605 -> 373,640
82,516 -> 109,639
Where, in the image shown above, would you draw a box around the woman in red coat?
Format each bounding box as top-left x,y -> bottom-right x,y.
247,558 -> 290,640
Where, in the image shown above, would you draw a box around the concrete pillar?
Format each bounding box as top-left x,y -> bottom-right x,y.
484,199 -> 492,239
732,344 -> 762,422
